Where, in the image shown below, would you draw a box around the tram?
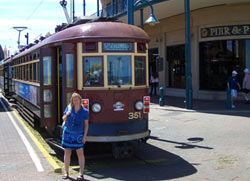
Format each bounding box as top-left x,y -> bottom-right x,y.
0,57 -> 14,99
4,19 -> 151,157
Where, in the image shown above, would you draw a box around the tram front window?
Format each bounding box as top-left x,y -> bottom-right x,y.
83,57 -> 103,86
108,56 -> 132,86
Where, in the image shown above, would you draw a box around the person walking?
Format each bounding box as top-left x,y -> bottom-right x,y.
62,92 -> 89,180
242,68 -> 250,104
150,73 -> 159,96
227,70 -> 241,108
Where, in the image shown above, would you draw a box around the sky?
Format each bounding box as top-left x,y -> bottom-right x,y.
0,0 -> 101,55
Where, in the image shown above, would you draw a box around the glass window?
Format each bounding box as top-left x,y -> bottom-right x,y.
135,56 -> 146,85
66,54 -> 74,88
200,40 -> 249,91
44,89 -> 52,102
83,57 -> 103,86
37,62 -> 40,82
167,45 -> 185,88
43,57 -> 51,85
44,104 -> 52,118
29,64 -> 32,81
108,56 -> 132,86
33,63 -> 37,81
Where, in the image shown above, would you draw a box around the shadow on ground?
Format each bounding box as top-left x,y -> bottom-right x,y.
63,142 -> 198,181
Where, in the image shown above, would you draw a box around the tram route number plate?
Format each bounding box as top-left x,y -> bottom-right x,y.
128,112 -> 141,120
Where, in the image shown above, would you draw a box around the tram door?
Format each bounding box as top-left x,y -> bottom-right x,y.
60,43 -> 76,121
40,47 -> 57,129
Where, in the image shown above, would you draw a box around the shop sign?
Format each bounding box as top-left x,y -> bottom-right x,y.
201,25 -> 250,38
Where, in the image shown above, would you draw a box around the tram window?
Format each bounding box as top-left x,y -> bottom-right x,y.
33,53 -> 37,60
66,54 -> 74,88
107,56 -> 132,86
83,57 -> 103,86
44,104 -> 52,118
83,42 -> 98,53
135,56 -> 146,85
44,89 -> 52,102
137,43 -> 146,53
43,57 -> 52,85
37,62 -> 40,82
29,64 -> 32,81
33,63 -> 37,81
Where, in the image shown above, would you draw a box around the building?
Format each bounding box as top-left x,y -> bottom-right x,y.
100,0 -> 250,100
0,45 -> 4,60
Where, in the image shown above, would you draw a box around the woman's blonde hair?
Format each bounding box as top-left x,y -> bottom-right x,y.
68,92 -> 82,110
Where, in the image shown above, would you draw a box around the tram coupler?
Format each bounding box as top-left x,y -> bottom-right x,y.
112,142 -> 134,159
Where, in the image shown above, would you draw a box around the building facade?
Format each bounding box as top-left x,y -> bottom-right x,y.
100,0 -> 250,100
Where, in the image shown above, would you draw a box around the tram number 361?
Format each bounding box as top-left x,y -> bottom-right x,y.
128,112 -> 142,120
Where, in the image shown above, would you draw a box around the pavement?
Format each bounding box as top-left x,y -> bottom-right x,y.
0,93 -> 249,181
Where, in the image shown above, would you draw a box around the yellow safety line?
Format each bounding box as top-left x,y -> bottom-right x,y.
12,111 -> 62,173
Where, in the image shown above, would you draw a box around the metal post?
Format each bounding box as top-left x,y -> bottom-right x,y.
140,9 -> 144,29
83,0 -> 86,16
226,88 -> 232,109
159,87 -> 165,106
25,33 -> 29,45
97,0 -> 99,16
73,0 -> 75,20
184,0 -> 193,109
127,0 -> 134,25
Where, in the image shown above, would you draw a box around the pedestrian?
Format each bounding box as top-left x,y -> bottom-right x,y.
227,70 -> 241,108
242,68 -> 250,104
62,92 -> 89,180
150,73 -> 159,96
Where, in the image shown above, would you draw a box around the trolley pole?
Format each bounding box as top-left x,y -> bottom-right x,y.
184,0 -> 193,109
13,27 -> 27,49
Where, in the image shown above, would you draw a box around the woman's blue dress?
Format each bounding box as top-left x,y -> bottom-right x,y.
62,106 -> 89,150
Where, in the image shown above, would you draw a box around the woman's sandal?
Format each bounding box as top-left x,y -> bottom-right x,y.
62,173 -> 69,179
76,174 -> 84,181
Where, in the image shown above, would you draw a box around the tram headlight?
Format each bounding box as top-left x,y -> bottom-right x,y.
91,103 -> 102,113
135,101 -> 143,111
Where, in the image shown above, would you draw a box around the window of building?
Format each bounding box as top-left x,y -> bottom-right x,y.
135,56 -> 146,85
83,57 -> 103,86
200,39 -> 250,91
167,44 -> 185,88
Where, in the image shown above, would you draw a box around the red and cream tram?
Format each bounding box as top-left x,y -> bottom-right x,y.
7,20 -> 151,156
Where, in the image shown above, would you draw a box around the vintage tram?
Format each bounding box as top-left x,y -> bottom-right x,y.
3,19 -> 151,156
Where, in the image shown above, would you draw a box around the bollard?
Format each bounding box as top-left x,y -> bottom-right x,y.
159,87 -> 165,106
226,88 -> 231,109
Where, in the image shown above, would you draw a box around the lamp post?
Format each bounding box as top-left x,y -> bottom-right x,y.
184,0 -> 193,109
127,0 -> 159,26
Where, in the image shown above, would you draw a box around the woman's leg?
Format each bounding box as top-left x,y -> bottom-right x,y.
64,149 -> 72,174
76,148 -> 85,175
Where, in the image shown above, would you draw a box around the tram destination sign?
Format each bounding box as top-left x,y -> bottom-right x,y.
103,43 -> 133,52
201,25 -> 250,38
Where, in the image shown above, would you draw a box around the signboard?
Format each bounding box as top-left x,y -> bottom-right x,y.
201,25 -> 250,38
103,43 -> 133,52
14,81 -> 37,106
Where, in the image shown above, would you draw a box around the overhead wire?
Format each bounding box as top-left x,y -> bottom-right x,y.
25,0 -> 45,21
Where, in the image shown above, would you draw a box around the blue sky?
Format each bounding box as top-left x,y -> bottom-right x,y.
0,0 -> 101,54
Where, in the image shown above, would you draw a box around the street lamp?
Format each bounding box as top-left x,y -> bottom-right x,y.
13,26 -> 27,49
127,0 -> 159,26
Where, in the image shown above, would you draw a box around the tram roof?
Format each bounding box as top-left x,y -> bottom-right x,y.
12,22 -> 149,60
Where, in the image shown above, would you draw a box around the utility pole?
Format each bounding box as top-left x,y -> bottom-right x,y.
13,26 -> 27,49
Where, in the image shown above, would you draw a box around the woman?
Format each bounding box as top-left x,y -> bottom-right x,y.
62,92 -> 89,180
150,73 -> 159,96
